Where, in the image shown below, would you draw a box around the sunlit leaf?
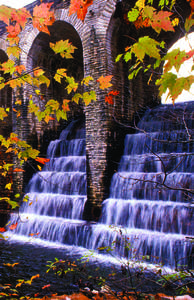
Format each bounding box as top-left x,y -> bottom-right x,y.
9,222 -> 18,230
33,3 -> 55,34
69,0 -> 93,22
50,40 -> 77,59
97,75 -> 113,90
35,157 -> 50,164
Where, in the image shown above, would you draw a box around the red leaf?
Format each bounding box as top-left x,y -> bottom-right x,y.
0,227 -> 6,232
108,90 -> 119,96
151,11 -> 174,33
105,95 -> 114,105
42,284 -> 51,290
11,8 -> 31,29
9,222 -> 18,230
13,168 -> 25,172
7,23 -> 21,38
69,0 -> 93,22
35,157 -> 50,164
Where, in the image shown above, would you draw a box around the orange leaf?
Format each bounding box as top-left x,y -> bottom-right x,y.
35,157 -> 50,164
15,65 -> 26,75
13,168 -> 25,172
11,8 -> 31,29
97,75 -> 113,90
9,222 -> 18,230
31,274 -> 40,281
42,284 -> 51,289
6,23 -> 21,38
32,3 -> 55,34
62,99 -> 70,112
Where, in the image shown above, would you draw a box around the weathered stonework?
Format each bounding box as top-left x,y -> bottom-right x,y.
0,0 -> 193,221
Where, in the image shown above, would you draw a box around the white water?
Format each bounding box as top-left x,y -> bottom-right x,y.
7,103 -> 194,269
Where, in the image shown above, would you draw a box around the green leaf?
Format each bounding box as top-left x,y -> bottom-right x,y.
83,91 -> 96,105
81,76 -> 94,86
115,54 -> 123,62
65,76 -> 78,94
72,93 -> 82,104
124,51 -> 132,62
185,15 -> 194,33
132,36 -> 161,61
50,40 -> 77,59
6,199 -> 20,209
127,8 -> 139,22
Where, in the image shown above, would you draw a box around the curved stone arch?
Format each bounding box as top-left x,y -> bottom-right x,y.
18,6 -> 88,139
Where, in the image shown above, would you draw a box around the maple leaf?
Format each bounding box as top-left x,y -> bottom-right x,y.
105,95 -> 114,105
35,157 -> 50,164
81,76 -> 94,85
164,49 -> 194,74
65,76 -> 78,93
15,65 -> 26,75
7,23 -> 21,38
1,59 -> 16,75
54,68 -> 67,83
0,107 -> 8,120
69,0 -> 93,22
11,7 -> 31,29
62,99 -> 70,113
0,227 -> 6,232
50,40 -> 77,59
9,222 -> 18,230
82,91 -> 96,105
105,90 -> 119,105
0,5 -> 12,25
72,93 -> 82,104
33,3 -> 55,35
13,168 -> 25,172
132,36 -> 161,61
108,90 -> 120,96
151,10 -> 174,33
7,46 -> 21,59
97,75 -> 113,90
7,78 -> 23,89
34,68 -> 45,77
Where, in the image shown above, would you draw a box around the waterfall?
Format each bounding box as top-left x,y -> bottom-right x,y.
7,102 -> 194,269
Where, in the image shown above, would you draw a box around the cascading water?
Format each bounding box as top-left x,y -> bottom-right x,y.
7,102 -> 194,270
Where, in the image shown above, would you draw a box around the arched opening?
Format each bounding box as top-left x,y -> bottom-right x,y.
161,32 -> 194,104
108,1 -> 160,126
24,21 -> 84,188
27,21 -> 84,137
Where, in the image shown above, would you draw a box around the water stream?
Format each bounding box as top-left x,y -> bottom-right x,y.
5,102 -> 194,270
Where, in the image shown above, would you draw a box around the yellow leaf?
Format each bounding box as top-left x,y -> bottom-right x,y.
172,18 -> 179,27
37,165 -> 42,171
136,0 -> 145,9
5,183 -> 12,190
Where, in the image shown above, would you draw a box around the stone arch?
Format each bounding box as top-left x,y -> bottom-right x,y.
20,17 -> 85,145
106,0 -> 193,124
